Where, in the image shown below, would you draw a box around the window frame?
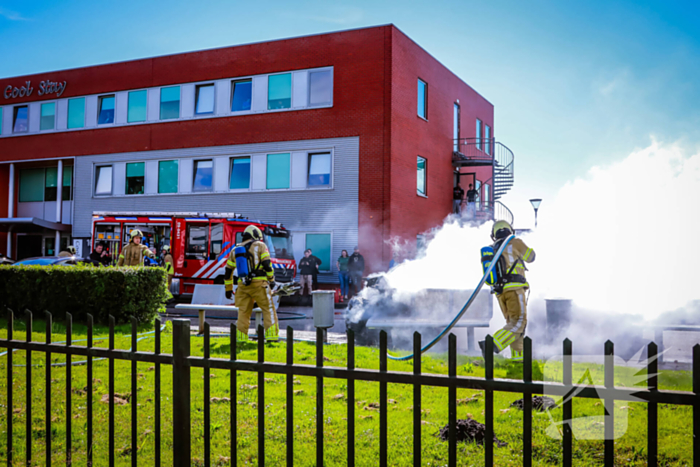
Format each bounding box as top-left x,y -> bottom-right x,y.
476,119 -> 483,151
67,97 -> 86,129
485,124 -> 491,155
0,106 -> 3,135
97,94 -> 116,125
417,79 -> 428,120
230,78 -> 253,113
266,152 -> 291,190
228,156 -> 251,191
127,89 -> 148,123
307,68 -> 334,107
185,222 -> 210,260
159,86 -> 181,120
158,159 -> 179,194
125,162 -> 146,196
267,73 -> 292,110
192,159 -> 214,192
94,164 -> 114,197
305,232 -> 333,272
453,102 -> 460,152
18,168 -> 45,202
417,155 -> 427,197
13,105 -> 29,134
194,83 -> 216,116
40,101 -> 56,132
307,152 -> 332,188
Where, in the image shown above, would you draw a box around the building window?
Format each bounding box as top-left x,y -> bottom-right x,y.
475,180 -> 482,210
453,103 -> 460,152
185,224 -> 209,260
229,157 -> 251,189
95,165 -> 113,196
417,156 -> 427,195
45,167 -> 59,201
476,119 -> 482,150
193,159 -> 213,192
309,70 -> 332,106
306,233 -> 331,272
62,166 -> 73,201
485,125 -> 491,155
231,79 -> 252,112
160,86 -> 180,120
40,102 -> 55,131
266,153 -> 291,189
98,95 -> 115,124
417,79 -> 427,119
268,74 -> 291,110
195,84 -> 215,115
67,98 -> 85,129
128,90 -> 147,123
13,105 -> 29,133
19,168 -> 44,202
0,107 -> 3,135
158,160 -> 179,194
308,152 -> 331,187
125,162 -> 145,195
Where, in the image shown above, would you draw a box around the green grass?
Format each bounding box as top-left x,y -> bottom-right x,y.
0,318 -> 694,466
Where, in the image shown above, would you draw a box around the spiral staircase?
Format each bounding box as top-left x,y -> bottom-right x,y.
453,138 -> 515,225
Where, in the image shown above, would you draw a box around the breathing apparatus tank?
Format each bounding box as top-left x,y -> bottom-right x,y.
234,245 -> 252,285
480,246 -> 499,286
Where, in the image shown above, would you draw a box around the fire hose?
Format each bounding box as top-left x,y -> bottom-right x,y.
386,234 -> 515,361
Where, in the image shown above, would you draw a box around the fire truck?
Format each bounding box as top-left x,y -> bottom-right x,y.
91,212 -> 296,296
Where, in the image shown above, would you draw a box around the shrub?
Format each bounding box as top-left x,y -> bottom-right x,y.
0,264 -> 169,324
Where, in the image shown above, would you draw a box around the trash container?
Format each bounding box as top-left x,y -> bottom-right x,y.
312,290 -> 336,329
545,298 -> 572,341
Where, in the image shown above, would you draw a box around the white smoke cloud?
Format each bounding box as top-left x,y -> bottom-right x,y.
526,140 -> 700,319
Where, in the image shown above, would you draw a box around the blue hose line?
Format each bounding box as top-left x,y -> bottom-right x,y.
164,311 -> 306,321
386,234 -> 515,362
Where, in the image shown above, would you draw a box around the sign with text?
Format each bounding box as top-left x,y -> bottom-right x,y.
4,80 -> 67,99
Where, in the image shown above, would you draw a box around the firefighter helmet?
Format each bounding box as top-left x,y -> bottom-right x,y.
161,245 -> 170,252
130,229 -> 143,239
243,225 -> 263,242
492,220 -> 514,241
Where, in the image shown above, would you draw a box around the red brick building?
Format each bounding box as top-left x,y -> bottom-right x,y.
0,24 -> 510,278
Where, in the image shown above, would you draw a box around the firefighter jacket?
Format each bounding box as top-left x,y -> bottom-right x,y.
495,237 -> 536,292
163,253 -> 174,276
224,240 -> 275,292
118,243 -> 154,267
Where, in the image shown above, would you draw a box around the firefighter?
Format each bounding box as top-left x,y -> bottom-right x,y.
117,229 -> 155,266
479,220 -> 536,362
161,245 -> 175,289
224,225 -> 279,343
58,245 -> 77,257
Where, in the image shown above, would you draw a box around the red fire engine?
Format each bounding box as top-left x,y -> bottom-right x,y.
91,212 -> 296,295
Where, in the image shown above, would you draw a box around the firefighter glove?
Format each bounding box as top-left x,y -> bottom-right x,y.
225,290 -> 233,300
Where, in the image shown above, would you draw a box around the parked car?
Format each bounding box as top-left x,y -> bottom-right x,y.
13,256 -> 104,267
0,254 -> 14,265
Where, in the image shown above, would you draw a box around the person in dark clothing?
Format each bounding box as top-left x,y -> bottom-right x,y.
453,184 -> 465,214
308,249 -> 322,290
348,246 -> 365,296
89,242 -> 111,266
466,183 -> 479,217
298,250 -> 316,296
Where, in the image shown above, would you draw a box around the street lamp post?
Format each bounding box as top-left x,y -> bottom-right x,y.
529,198 -> 542,228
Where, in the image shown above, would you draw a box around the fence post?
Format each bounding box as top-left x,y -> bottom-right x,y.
172,319 -> 191,467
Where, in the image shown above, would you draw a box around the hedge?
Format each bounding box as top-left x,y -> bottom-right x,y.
0,264 -> 170,324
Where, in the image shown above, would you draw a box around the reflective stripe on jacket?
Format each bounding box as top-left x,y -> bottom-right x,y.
498,238 -> 536,291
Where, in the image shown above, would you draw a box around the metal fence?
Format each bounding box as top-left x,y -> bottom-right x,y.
1,312 -> 699,467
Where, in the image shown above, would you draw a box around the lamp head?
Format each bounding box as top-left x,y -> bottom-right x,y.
530,198 -> 542,210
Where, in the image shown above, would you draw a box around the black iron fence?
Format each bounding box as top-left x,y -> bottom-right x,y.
1,312 -> 699,467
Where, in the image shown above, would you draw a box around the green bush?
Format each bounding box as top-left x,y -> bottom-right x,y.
0,264 -> 169,324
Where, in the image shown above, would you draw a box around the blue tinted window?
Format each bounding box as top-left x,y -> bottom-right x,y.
268,74 -> 291,110
230,157 -> 250,189
98,95 -> 115,124
126,162 -> 145,195
160,86 -> 180,120
0,107 -> 3,135
309,70 -> 332,106
417,79 -> 427,119
417,156 -> 426,195
306,234 -> 331,272
158,160 -> 179,193
308,153 -> 331,186
128,90 -> 147,123
231,80 -> 252,112
13,106 -> 29,133
40,102 -> 55,130
193,160 -> 213,192
476,119 -> 482,150
67,98 -> 85,129
266,153 -> 290,189
195,84 -> 215,115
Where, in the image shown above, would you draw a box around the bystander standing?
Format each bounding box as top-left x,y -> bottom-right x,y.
466,184 -> 479,217
337,250 -> 350,301
348,246 -> 365,296
453,184 -> 465,214
298,250 -> 316,297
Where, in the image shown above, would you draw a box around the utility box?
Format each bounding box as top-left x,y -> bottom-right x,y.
312,290 -> 336,329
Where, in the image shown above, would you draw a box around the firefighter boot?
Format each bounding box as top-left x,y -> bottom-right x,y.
265,324 -> 280,343
478,340 -> 501,360
237,329 -> 249,343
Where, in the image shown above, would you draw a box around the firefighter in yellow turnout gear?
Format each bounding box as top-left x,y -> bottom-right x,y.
480,220 -> 536,362
161,246 -> 175,289
224,225 -> 280,343
117,230 -> 155,266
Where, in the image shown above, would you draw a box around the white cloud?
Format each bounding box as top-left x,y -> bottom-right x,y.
0,7 -> 28,21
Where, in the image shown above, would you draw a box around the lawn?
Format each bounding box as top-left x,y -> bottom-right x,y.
0,317 -> 694,466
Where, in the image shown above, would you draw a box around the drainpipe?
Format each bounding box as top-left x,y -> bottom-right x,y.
55,160 -> 63,250
7,163 -> 14,257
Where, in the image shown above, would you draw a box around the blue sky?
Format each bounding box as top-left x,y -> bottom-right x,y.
1,0 -> 698,224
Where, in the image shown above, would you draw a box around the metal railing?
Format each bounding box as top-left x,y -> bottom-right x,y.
453,138 -> 515,202
2,312 -> 699,467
